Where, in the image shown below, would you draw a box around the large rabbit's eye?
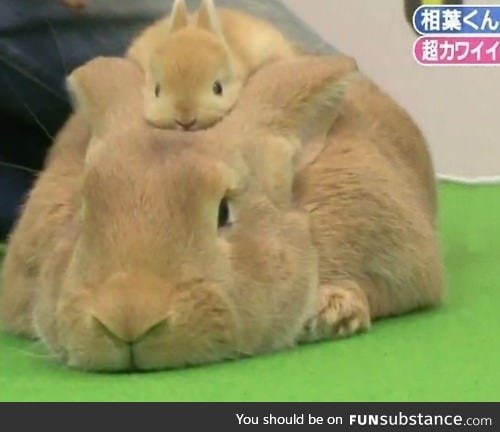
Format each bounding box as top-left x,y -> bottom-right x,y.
155,83 -> 161,97
218,197 -> 232,229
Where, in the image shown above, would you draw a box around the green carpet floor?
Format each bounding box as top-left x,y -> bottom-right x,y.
0,182 -> 499,401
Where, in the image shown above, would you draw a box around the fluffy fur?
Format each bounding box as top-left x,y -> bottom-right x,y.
0,53 -> 444,371
127,0 -> 297,130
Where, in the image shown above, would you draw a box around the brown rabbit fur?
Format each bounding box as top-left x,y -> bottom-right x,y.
0,53 -> 444,371
127,0 -> 297,131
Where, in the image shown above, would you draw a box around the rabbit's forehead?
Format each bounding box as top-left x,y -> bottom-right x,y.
153,31 -> 228,86
147,130 -> 246,191
84,130 -> 242,197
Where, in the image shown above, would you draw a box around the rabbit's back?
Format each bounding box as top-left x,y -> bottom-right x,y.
295,75 -> 443,321
341,78 -> 437,217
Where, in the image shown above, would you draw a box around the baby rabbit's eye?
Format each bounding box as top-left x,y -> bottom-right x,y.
218,197 -> 232,229
213,81 -> 223,96
155,83 -> 161,97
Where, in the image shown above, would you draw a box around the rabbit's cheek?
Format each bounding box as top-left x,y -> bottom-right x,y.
144,95 -> 176,129
126,285 -> 240,370
53,291 -> 130,371
51,281 -> 239,371
258,240 -> 294,282
32,297 -> 66,362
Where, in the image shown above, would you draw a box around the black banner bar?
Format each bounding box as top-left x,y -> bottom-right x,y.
0,403 -> 497,431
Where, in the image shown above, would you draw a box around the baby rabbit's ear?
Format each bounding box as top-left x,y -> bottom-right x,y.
66,57 -> 143,134
243,55 -> 360,171
197,0 -> 225,41
168,0 -> 189,34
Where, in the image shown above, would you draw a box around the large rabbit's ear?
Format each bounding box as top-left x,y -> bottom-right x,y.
66,57 -> 143,134
168,0 -> 189,33
239,55 -> 360,171
196,0 -> 225,41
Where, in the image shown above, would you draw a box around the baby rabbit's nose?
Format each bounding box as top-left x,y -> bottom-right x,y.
175,118 -> 197,130
93,314 -> 168,345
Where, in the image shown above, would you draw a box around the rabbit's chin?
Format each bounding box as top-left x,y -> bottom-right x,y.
36,278 -> 241,372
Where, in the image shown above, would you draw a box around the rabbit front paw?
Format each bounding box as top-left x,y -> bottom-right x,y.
302,281 -> 371,342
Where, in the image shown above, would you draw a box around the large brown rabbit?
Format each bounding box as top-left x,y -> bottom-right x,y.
0,53 -> 444,371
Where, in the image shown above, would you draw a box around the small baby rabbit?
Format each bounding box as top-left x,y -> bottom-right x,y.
127,0 -> 297,131
0,53 -> 443,371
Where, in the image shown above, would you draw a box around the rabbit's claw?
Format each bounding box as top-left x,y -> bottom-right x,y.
303,282 -> 371,341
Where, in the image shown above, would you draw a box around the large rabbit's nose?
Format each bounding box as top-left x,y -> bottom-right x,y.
93,315 -> 168,344
91,272 -> 172,344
